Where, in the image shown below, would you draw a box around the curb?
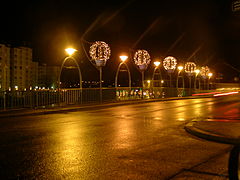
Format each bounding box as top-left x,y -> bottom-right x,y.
184,121 -> 240,145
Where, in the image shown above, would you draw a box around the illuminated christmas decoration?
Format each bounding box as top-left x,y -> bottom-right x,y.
134,49 -> 151,71
89,41 -> 111,66
200,66 -> 210,78
163,56 -> 177,73
184,62 -> 196,75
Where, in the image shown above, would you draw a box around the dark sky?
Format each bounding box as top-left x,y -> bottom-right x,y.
0,0 -> 239,82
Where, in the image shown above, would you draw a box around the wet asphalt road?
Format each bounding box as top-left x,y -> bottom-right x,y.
0,95 -> 239,179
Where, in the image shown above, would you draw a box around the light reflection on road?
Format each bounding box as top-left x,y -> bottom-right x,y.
0,95 -> 239,179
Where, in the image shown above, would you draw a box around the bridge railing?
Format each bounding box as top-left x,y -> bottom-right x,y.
0,87 -> 211,110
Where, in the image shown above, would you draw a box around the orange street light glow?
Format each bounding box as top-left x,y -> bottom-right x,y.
119,55 -> 128,62
208,72 -> 213,77
195,69 -> 200,75
178,66 -> 183,71
65,48 -> 77,56
154,61 -> 161,67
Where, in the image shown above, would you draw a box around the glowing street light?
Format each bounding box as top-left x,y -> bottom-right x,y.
152,61 -> 162,87
134,49 -> 151,98
119,55 -> 128,62
208,72 -> 213,78
194,69 -> 200,90
163,56 -> 177,87
178,66 -> 183,72
154,61 -> 161,67
115,55 -> 131,89
58,48 -> 83,104
89,41 -> 111,103
208,72 -> 213,90
185,62 -> 196,89
65,48 -> 77,56
176,65 -> 185,94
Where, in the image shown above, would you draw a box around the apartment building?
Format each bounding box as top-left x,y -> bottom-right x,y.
0,43 -> 60,90
38,64 -> 60,89
10,46 -> 34,90
0,44 -> 11,91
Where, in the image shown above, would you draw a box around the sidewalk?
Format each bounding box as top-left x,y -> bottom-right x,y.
185,119 -> 240,145
0,95 -> 206,118
185,119 -> 240,179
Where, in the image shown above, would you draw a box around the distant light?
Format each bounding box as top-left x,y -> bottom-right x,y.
208,72 -> 213,78
163,56 -> 177,72
15,86 -> 18,90
134,49 -> 151,71
185,62 -> 196,74
161,80 -> 164,83
154,61 -> 161,67
89,41 -> 111,62
119,55 -> 128,62
178,66 -> 183,71
195,69 -> 200,75
65,48 -> 77,56
147,80 -> 151,83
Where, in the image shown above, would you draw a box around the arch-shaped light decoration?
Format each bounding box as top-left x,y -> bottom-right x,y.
89,41 -> 111,67
134,49 -> 151,71
184,62 -> 196,75
163,56 -> 177,73
200,66 -> 210,79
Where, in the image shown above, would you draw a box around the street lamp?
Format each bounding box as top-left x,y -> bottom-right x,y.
194,69 -> 200,90
208,72 -> 213,90
115,55 -> 131,89
134,49 -> 151,98
176,65 -> 185,96
200,66 -> 210,90
89,41 -> 111,103
65,48 -> 77,56
184,62 -> 196,89
58,48 -> 83,104
163,56 -> 177,88
152,61 -> 162,87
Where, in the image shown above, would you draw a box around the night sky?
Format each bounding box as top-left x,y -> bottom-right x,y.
0,0 -> 239,83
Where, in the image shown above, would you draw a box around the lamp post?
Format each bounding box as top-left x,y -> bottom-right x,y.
194,69 -> 200,90
163,56 -> 177,88
89,41 -> 111,103
133,49 -> 151,98
208,72 -> 213,90
184,62 -> 196,89
152,61 -> 162,87
115,55 -> 131,89
58,48 -> 83,105
176,65 -> 184,89
200,66 -> 210,90
176,66 -> 185,96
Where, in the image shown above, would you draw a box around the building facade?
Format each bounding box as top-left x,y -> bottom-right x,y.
0,43 -> 60,90
10,46 -> 35,90
0,44 -> 11,91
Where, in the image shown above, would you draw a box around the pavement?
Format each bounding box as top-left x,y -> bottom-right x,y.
0,94 -> 239,179
184,119 -> 240,179
185,119 -> 240,145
